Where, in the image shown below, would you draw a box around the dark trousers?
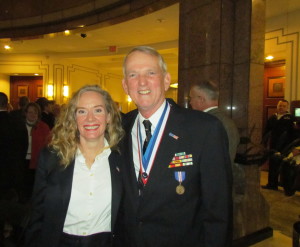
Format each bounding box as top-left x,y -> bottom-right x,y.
59,232 -> 112,247
267,155 -> 281,188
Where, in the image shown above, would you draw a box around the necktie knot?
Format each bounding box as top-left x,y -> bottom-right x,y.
142,120 -> 152,154
143,120 -> 152,142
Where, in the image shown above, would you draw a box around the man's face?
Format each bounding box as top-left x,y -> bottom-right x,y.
122,51 -> 171,118
189,87 -> 206,111
277,101 -> 289,114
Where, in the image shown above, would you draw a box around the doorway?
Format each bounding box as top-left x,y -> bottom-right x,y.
10,76 -> 43,110
263,60 -> 286,130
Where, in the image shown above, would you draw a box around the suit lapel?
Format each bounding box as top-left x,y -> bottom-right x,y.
109,151 -> 122,231
59,160 -> 75,217
123,111 -> 140,197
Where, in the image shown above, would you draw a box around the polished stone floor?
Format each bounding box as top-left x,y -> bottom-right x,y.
250,170 -> 300,247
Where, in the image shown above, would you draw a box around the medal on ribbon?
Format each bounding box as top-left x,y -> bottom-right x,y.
175,171 -> 185,195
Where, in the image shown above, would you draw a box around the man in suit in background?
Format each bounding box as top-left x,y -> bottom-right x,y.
189,80 -> 240,165
121,46 -> 232,247
0,92 -> 28,200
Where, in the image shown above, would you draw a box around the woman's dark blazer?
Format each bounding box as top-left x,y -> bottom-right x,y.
25,147 -> 123,247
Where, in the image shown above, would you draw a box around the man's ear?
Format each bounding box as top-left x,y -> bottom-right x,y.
164,73 -> 171,91
122,79 -> 129,94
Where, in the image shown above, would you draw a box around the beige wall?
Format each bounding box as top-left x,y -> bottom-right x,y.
0,74 -> 10,98
265,9 -> 300,101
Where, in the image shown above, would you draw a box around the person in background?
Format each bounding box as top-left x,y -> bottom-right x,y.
189,80 -> 240,164
10,96 -> 30,123
121,46 -> 232,247
24,102 -> 50,199
36,97 -> 55,129
0,92 -> 28,200
25,85 -> 124,247
0,92 -> 29,247
262,99 -> 296,190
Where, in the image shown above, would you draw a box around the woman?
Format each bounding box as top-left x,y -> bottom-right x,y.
25,85 -> 124,247
24,102 -> 50,199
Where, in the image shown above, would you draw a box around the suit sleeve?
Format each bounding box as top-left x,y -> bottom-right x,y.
25,148 -> 52,247
199,119 -> 233,247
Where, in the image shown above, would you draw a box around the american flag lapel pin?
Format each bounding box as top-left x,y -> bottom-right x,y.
169,132 -> 179,140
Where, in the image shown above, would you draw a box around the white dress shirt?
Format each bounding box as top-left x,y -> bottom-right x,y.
63,140 -> 112,236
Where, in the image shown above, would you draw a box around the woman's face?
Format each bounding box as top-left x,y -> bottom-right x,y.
76,91 -> 110,144
26,106 -> 38,122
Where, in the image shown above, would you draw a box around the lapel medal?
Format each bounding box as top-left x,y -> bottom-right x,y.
175,171 -> 185,195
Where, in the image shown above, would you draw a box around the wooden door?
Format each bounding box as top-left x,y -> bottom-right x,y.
10,76 -> 43,109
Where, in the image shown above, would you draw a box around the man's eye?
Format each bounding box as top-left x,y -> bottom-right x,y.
148,71 -> 156,75
128,73 -> 136,78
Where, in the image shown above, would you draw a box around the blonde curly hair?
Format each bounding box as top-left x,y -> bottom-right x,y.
49,85 -> 124,167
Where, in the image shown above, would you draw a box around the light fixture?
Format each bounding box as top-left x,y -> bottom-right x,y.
226,106 -> 237,110
4,45 -> 11,50
127,95 -> 132,103
63,85 -> 69,97
170,83 -> 178,89
47,85 -> 54,98
265,55 -> 274,60
34,73 -> 39,76
64,30 -> 70,35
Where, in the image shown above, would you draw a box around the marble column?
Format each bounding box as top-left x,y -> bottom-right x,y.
178,0 -> 271,242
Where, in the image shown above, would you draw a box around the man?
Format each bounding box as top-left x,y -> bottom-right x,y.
10,96 -> 30,123
262,99 -> 296,190
121,46 -> 232,247
0,92 -> 28,199
189,80 -> 240,164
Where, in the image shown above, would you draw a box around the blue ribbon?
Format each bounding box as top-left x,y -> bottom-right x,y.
138,102 -> 169,172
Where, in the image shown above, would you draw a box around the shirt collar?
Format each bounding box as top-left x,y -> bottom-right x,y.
138,100 -> 167,130
76,138 -> 111,163
204,106 -> 218,112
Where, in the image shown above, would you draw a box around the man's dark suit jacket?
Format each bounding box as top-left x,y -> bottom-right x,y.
25,147 -> 123,247
121,103 -> 233,247
0,111 -> 28,195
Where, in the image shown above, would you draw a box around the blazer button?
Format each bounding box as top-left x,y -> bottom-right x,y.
138,221 -> 143,227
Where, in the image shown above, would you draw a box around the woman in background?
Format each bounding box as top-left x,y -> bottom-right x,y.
25,85 -> 124,247
24,102 -> 50,200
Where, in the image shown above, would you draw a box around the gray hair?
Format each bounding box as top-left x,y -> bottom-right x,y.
191,80 -> 219,101
123,46 -> 168,76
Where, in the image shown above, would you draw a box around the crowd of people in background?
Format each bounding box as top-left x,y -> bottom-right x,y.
0,93 -> 61,246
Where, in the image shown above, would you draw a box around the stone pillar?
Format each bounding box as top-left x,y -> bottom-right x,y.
178,0 -> 271,243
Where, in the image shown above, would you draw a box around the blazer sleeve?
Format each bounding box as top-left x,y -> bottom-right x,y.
24,148 -> 57,247
199,119 -> 233,247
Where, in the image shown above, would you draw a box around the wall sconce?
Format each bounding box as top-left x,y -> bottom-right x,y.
127,95 -> 132,102
170,83 -> 178,89
47,85 -> 54,98
63,85 -> 69,97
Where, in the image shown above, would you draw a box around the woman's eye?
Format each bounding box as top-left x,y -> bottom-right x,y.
76,109 -> 87,115
95,108 -> 102,114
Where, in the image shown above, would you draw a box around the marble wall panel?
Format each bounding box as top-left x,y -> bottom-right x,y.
179,0 -> 222,68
